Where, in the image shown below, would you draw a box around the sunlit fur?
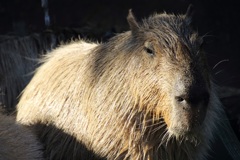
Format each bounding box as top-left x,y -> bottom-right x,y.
0,111 -> 43,159
17,10 -> 221,160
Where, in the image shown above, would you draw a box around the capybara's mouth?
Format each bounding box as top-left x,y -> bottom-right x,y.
167,81 -> 210,137
167,107 -> 207,137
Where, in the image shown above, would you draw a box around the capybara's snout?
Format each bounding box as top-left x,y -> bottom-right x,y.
174,81 -> 210,110
170,73 -> 210,135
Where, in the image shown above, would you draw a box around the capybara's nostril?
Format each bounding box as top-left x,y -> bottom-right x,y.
174,83 -> 210,108
175,96 -> 186,103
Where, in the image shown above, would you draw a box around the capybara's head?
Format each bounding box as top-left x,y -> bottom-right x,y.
128,9 -> 210,137
94,6 -> 212,142
133,9 -> 211,137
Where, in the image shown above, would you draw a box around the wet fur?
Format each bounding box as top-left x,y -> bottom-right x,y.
17,10 -> 221,160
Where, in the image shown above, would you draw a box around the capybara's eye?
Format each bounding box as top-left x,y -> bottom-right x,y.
175,96 -> 185,103
144,41 -> 155,56
144,47 -> 154,55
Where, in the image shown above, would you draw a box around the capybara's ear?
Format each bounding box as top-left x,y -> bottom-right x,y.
127,9 -> 140,34
185,4 -> 194,25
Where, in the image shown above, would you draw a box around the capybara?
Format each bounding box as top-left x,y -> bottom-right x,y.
17,7 -> 222,160
0,111 -> 43,159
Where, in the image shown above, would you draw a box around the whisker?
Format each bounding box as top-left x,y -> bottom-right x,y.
166,133 -> 172,147
160,130 -> 170,146
151,123 -> 167,135
157,129 -> 168,150
214,69 -> 225,75
212,59 -> 229,70
201,32 -> 213,39
145,120 -> 165,128
141,117 -> 164,123
179,135 -> 185,145
137,117 -> 164,127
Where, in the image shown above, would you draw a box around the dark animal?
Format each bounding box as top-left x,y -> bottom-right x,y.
0,32 -> 56,113
0,111 -> 43,159
17,7 -> 225,160
0,29 -> 82,113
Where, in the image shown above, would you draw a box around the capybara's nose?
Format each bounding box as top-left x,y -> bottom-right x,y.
174,85 -> 210,109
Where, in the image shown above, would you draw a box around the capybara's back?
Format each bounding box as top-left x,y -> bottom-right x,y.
17,7 -> 221,160
0,112 -> 43,160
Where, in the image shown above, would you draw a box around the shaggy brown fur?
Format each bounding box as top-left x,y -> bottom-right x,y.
17,7 -> 221,160
0,111 -> 43,159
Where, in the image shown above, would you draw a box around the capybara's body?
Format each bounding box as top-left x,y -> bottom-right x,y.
0,112 -> 43,160
17,8 -> 221,160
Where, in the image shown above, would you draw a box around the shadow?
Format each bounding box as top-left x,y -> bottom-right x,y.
32,123 -> 106,160
208,135 -> 233,160
30,122 -> 235,160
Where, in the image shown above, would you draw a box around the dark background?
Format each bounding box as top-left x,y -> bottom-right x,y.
0,0 -> 240,89
0,0 -> 240,159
